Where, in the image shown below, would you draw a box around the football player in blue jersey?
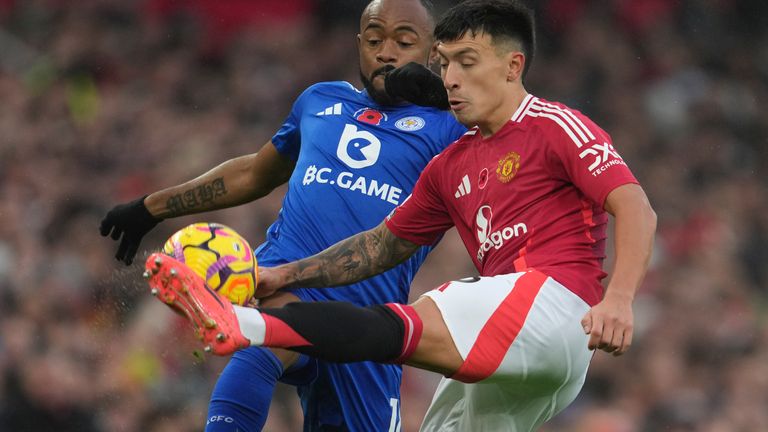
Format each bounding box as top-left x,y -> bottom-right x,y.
99,0 -> 465,430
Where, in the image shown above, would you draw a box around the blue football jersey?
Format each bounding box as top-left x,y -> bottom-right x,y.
259,81 -> 465,306
253,81 -> 464,431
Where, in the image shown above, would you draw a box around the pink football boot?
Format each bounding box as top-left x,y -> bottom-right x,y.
144,253 -> 250,355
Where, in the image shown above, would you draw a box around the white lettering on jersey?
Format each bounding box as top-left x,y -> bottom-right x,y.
578,142 -> 626,175
475,204 -> 528,262
303,165 -> 402,205
476,205 -> 493,243
337,124 -> 381,169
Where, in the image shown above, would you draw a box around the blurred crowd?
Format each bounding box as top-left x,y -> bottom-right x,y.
0,0 -> 766,431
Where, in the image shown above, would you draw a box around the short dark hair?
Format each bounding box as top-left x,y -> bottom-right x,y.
419,0 -> 434,14
434,0 -> 536,79
360,0 -> 436,26
419,0 -> 436,26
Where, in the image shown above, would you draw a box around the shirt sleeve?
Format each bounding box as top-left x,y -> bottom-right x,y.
548,111 -> 638,206
271,87 -> 313,161
385,154 -> 454,245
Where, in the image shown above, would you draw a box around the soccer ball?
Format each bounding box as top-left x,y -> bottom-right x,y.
162,222 -> 257,305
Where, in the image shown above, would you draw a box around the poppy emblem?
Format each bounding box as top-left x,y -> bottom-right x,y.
478,168 -> 489,189
356,108 -> 385,125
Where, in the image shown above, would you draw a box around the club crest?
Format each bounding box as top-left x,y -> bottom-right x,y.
496,151 -> 521,183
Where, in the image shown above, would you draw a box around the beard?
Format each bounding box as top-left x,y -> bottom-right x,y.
360,65 -> 397,106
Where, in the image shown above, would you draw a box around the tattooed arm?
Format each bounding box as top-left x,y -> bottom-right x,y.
258,221 -> 421,294
145,142 -> 294,218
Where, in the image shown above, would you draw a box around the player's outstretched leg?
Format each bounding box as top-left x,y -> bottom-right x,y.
144,253 -> 420,362
144,253 -> 250,355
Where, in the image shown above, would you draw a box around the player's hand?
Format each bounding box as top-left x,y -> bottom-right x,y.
99,196 -> 162,265
581,292 -> 634,356
254,266 -> 283,299
385,62 -> 450,110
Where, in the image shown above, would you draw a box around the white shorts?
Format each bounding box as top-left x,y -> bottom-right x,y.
419,270 -> 593,432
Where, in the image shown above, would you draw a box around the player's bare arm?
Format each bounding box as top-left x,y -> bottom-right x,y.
581,183 -> 657,356
101,141 -> 295,264
146,141 -> 294,218
259,222 -> 421,296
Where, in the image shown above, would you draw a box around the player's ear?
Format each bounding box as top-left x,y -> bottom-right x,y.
356,33 -> 362,48
428,42 -> 439,67
506,51 -> 525,83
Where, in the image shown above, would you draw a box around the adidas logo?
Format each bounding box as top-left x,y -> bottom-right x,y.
317,103 -> 342,116
454,175 -> 471,198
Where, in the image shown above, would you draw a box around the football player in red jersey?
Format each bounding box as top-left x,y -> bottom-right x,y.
147,1 -> 657,430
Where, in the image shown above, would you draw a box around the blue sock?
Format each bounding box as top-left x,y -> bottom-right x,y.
206,347 -> 284,431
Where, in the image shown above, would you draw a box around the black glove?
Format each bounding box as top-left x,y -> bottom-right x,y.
99,195 -> 162,265
385,62 -> 449,110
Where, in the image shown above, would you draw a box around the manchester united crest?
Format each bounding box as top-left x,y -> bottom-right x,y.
496,151 -> 521,183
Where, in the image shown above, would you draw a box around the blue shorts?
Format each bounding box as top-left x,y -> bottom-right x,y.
289,288 -> 405,430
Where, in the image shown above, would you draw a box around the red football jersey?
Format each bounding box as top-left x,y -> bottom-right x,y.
386,95 -> 639,305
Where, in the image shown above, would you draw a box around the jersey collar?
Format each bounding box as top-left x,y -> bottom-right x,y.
510,94 -> 537,123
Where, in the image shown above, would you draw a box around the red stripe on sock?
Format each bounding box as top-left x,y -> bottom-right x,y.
451,270 -> 548,383
262,314 -> 312,348
384,303 -> 423,363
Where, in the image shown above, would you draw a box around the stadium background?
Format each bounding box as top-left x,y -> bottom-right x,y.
1,0 -> 767,430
